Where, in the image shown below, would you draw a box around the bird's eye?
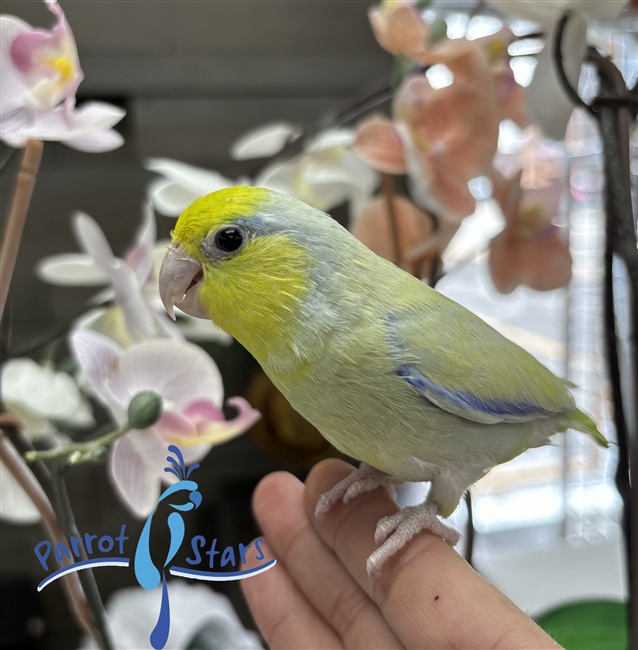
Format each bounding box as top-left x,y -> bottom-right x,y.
214,227 -> 244,253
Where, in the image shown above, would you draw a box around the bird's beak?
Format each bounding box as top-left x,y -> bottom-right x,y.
159,244 -> 208,320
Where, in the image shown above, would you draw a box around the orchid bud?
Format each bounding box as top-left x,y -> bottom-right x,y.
127,391 -> 162,429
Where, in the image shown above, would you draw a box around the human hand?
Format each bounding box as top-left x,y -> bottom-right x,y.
241,459 -> 560,649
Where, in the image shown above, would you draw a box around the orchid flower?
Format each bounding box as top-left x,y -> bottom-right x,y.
368,1 -> 432,62
488,170 -> 572,293
354,61 -> 499,221
487,0 -> 627,140
36,206 -> 231,346
254,127 -> 378,218
79,581 -> 263,650
0,0 -> 124,151
146,158 -> 237,217
70,330 -> 261,517
368,0 -> 527,130
147,124 -> 378,220
1,358 -> 94,523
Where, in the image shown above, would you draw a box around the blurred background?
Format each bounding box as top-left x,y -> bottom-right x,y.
0,0 -> 635,648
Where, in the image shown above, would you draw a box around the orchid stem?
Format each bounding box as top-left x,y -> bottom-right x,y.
50,463 -> 114,650
0,139 -> 44,321
381,173 -> 402,267
0,430 -> 102,648
26,423 -> 132,465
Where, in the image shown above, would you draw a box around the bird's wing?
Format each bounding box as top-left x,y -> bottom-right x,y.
386,297 -> 574,425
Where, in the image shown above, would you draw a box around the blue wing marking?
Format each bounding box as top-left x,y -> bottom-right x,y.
396,365 -> 556,423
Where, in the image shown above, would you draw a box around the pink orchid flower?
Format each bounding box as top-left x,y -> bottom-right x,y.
489,170 -> 572,293
70,330 -> 261,517
0,0 -> 124,151
472,28 -> 528,128
354,60 -> 499,221
367,3 -> 527,129
368,1 -> 430,60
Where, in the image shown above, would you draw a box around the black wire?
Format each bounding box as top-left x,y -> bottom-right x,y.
552,13 -> 595,115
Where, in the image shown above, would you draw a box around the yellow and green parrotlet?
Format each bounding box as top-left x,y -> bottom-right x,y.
159,186 -> 607,576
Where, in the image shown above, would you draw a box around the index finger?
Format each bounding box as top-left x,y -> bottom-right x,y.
305,459 -> 559,650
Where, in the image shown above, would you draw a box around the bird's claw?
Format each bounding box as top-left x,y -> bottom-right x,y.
315,463 -> 400,518
366,502 -> 461,577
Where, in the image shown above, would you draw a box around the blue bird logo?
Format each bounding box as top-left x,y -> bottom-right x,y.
134,445 -> 202,650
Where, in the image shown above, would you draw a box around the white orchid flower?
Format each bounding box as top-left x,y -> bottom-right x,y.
79,581 -> 263,650
146,124 -> 378,221
230,121 -> 301,160
69,330 -> 260,517
146,158 -> 238,217
0,358 -> 94,523
36,206 -> 231,346
253,126 -> 379,218
0,0 -> 124,151
487,0 -> 626,140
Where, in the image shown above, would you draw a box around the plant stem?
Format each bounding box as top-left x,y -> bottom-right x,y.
49,463 -> 114,650
0,431 -> 100,647
26,423 -> 132,464
0,139 -> 44,320
381,173 -> 402,267
0,414 -> 52,492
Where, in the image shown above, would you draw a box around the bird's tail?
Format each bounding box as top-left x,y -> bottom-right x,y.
562,408 -> 608,448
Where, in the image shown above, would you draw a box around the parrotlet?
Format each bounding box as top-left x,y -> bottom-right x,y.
158,186 -> 607,576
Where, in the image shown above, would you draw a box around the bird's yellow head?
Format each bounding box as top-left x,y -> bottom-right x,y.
159,186 -> 339,363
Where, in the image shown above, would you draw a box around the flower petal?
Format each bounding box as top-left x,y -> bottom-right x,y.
175,397 -> 260,447
116,339 -> 224,410
73,212 -> 159,340
69,329 -> 124,406
0,458 -> 41,524
230,121 -> 299,159
368,4 -> 429,59
305,128 -> 355,154
255,159 -> 297,195
1,357 -> 94,427
64,128 -> 124,153
109,432 -> 165,517
147,178 -> 199,217
353,117 -> 407,174
72,211 -> 116,270
182,398 -> 225,423
154,409 -> 196,438
126,202 -> 156,286
1,102 -> 125,149
352,195 -> 434,275
145,158 -> 234,198
35,253 -> 108,286
0,16 -> 33,114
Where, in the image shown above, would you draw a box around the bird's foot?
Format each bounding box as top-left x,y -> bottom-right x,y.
315,463 -> 402,518
366,502 -> 460,577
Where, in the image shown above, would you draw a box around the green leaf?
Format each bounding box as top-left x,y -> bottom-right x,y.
536,600 -> 627,650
